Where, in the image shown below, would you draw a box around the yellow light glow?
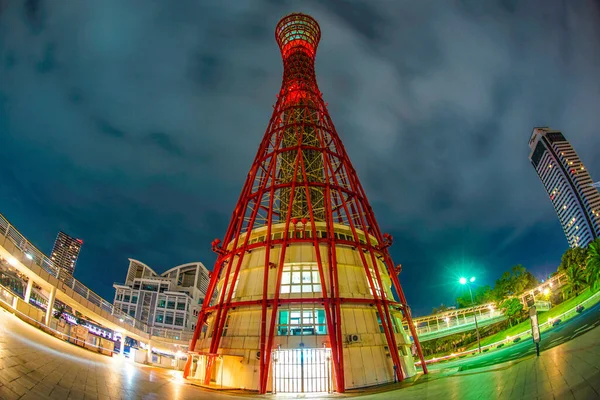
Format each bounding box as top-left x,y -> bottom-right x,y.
543,288 -> 550,296
8,257 -> 18,266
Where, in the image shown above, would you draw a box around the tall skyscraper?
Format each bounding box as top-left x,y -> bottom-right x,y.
50,231 -> 83,275
185,13 -> 425,394
528,127 -> 600,248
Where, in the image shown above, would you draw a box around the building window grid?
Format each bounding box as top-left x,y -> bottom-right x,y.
277,307 -> 327,336
280,264 -> 321,294
535,138 -> 600,248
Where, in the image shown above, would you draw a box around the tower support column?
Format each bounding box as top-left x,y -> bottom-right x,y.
44,286 -> 57,326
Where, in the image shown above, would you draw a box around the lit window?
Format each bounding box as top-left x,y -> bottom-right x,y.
280,264 -> 321,294
277,307 -> 327,336
222,315 -> 231,336
375,311 -> 384,333
368,269 -> 383,297
230,276 -> 239,298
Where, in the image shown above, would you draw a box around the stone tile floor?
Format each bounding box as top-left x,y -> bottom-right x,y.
0,306 -> 599,399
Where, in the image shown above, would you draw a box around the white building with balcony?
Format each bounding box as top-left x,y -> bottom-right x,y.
113,259 -> 210,332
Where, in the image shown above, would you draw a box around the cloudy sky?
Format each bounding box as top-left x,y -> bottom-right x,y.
0,0 -> 599,316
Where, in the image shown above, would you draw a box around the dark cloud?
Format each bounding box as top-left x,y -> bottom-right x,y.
145,132 -> 184,156
23,0 -> 44,34
0,0 -> 599,315
35,42 -> 55,73
96,119 -> 126,139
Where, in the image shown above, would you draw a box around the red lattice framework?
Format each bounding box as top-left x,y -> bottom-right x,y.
185,13 -> 427,393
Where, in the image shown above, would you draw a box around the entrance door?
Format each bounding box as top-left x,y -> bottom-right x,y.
272,348 -> 331,393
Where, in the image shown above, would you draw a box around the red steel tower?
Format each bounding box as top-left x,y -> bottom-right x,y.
185,13 -> 427,394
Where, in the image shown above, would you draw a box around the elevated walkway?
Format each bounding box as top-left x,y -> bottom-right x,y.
405,274 -> 567,342
405,304 -> 506,342
0,212 -> 190,354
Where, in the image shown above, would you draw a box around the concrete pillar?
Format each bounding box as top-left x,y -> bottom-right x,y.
147,340 -> 152,364
120,334 -> 126,357
44,287 -> 57,326
24,278 -> 34,304
11,295 -> 18,309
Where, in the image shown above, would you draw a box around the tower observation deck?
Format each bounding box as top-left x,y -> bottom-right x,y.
185,13 -> 427,394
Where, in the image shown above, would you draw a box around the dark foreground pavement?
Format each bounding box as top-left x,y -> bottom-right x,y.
0,305 -> 599,399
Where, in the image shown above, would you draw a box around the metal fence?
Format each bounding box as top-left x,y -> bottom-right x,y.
0,212 -> 190,342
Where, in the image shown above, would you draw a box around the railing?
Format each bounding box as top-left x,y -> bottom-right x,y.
417,289 -> 600,366
0,212 -> 190,343
411,310 -> 504,337
150,327 -> 194,342
411,303 -> 497,325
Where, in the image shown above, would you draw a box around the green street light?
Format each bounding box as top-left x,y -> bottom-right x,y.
459,276 -> 481,354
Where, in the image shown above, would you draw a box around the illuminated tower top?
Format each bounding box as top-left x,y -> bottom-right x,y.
276,13 -> 321,102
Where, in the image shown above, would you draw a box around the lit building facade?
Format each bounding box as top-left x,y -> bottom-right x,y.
113,259 -> 210,332
185,13 -> 426,394
50,231 -> 83,276
529,127 -> 600,248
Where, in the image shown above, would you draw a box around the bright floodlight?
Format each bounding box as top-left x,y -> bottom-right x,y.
469,277 -> 476,283
459,277 -> 467,285
543,288 -> 550,296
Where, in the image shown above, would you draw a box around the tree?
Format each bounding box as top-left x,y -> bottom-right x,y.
432,304 -> 450,314
559,247 -> 587,272
586,238 -> 600,290
491,265 -> 539,301
500,298 -> 524,327
456,285 -> 493,308
562,262 -> 587,300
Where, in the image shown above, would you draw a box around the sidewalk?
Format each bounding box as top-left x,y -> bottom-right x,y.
354,325 -> 600,399
0,304 -> 598,399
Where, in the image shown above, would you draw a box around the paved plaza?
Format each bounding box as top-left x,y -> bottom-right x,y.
0,306 -> 599,399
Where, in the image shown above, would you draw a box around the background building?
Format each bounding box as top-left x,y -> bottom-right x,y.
113,259 -> 210,332
529,127 -> 600,248
50,231 -> 83,275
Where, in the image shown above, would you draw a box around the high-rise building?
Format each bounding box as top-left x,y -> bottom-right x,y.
113,259 -> 211,333
185,13 -> 425,394
50,231 -> 83,275
528,127 -> 600,248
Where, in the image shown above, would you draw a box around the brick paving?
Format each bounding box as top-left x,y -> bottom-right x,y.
0,306 -> 599,399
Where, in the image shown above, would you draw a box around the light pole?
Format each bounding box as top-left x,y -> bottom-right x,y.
460,276 -> 482,354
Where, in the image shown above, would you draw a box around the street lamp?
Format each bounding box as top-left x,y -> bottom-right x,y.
460,276 -> 482,354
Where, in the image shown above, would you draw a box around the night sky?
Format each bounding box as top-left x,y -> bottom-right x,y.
1,0 -> 599,316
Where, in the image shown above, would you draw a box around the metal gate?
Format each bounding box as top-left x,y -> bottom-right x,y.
272,348 -> 332,393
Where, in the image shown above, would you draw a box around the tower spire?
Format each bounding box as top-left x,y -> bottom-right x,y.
186,13 -> 427,394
